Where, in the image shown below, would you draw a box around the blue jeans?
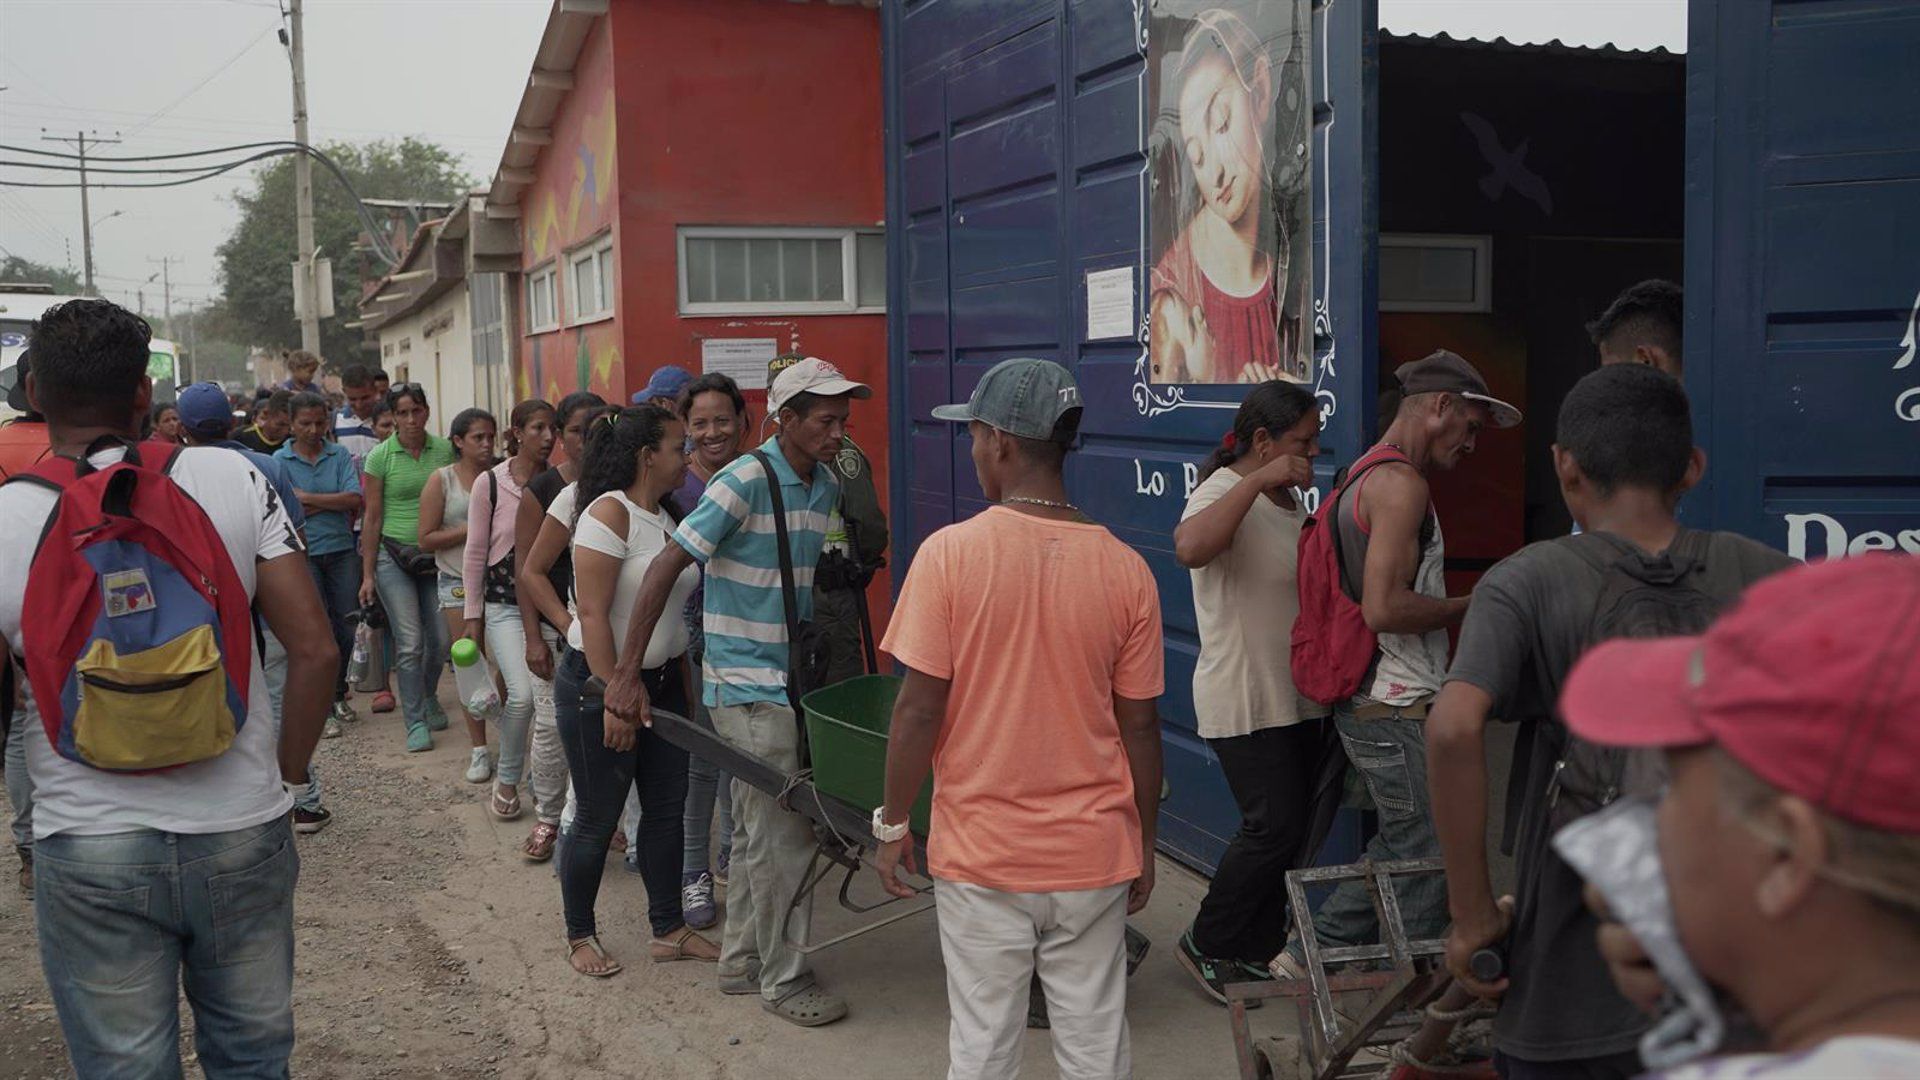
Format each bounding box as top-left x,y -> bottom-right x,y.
1309,704 -> 1450,949
484,603 -> 535,787
373,548 -> 447,732
683,695 -> 735,876
306,548 -> 360,701
35,817 -> 299,1079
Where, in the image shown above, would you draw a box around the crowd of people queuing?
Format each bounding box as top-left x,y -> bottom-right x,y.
0,280 -> 1916,1080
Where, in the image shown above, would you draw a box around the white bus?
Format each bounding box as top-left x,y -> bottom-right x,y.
1,285 -> 180,420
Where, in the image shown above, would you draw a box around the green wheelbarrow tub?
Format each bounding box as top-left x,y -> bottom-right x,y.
802,674 -> 933,837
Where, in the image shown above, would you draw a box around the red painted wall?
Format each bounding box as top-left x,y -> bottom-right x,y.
606,0 -> 891,623
516,16 -> 624,406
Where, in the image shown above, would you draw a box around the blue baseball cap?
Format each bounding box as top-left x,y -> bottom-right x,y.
632,365 -> 695,405
177,381 -> 238,439
933,357 -> 1083,440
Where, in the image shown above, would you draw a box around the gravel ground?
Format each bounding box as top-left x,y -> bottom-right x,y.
0,685 -> 1248,1079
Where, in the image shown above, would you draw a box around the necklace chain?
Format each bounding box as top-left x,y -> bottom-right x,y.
1001,496 -> 1079,511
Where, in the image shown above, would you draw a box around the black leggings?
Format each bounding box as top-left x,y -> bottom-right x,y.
553,648 -> 691,940
1190,719 -> 1331,963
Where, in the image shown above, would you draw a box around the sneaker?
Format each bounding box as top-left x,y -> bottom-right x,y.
371,690 -> 397,714
714,848 -> 731,888
330,700 -> 359,724
294,806 -> 333,834
682,871 -> 717,930
322,716 -> 344,739
1177,930 -> 1261,1008
424,706 -> 450,733
1271,949 -> 1309,981
465,747 -> 493,784
406,724 -> 433,753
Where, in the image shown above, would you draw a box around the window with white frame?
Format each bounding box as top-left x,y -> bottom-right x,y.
527,262 -> 560,331
1379,234 -> 1492,313
569,234 -> 615,324
678,226 -> 885,316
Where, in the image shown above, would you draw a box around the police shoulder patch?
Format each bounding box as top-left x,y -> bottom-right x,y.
835,446 -> 864,480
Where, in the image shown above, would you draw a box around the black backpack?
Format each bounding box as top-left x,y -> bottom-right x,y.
1545,529 -> 1723,830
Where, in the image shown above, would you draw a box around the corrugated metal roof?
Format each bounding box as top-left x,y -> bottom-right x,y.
1379,30 -> 1681,63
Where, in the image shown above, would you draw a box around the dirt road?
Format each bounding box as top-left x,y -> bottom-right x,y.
0,690 -> 1244,1079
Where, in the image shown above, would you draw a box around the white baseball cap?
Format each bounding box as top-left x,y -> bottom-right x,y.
767,356 -> 871,414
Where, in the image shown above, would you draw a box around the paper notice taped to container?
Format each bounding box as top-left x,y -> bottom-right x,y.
1086,267 -> 1135,341
699,338 -> 778,390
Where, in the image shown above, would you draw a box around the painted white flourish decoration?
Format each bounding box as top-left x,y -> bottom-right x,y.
1895,288 -> 1920,422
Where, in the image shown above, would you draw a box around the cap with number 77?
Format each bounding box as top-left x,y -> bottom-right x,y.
932,357 -> 1084,441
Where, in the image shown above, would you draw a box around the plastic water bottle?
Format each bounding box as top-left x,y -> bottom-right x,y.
449,638 -> 502,723
345,619 -> 373,685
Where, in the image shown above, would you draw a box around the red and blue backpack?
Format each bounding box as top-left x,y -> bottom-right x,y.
8,439 -> 253,771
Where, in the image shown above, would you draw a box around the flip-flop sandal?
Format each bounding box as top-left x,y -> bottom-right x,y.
566,935 -> 622,978
490,787 -> 523,821
649,926 -> 720,963
522,822 -> 558,863
763,985 -> 848,1028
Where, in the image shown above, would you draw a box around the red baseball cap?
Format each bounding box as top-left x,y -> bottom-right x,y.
1559,554 -> 1920,834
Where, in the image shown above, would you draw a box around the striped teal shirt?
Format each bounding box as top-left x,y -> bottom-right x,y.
672,436 -> 840,708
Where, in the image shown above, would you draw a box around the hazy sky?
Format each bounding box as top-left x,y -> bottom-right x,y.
1,0 -> 1686,320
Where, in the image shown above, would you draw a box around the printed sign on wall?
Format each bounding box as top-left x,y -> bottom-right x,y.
1147,0 -> 1312,387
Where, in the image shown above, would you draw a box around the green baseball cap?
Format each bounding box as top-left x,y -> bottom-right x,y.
932,357 -> 1083,440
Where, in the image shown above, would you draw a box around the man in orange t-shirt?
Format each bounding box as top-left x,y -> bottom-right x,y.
875,358 -> 1164,1080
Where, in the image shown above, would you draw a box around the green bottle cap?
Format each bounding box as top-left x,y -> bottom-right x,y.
450,638 -> 481,668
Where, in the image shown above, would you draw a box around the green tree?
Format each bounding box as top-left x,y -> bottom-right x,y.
216,138 -> 470,367
0,255 -> 84,295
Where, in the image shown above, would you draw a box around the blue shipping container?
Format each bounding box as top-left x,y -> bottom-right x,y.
1685,0 -> 1920,557
883,0 -> 1379,868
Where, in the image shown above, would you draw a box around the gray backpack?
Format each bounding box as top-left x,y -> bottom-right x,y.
1545,529 -> 1722,830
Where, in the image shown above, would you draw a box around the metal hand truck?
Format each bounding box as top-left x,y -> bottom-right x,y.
1224,857 -> 1481,1080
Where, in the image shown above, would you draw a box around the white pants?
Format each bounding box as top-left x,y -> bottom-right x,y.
935,879 -> 1131,1080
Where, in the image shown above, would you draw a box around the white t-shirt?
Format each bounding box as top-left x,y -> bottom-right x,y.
1645,1036 -> 1920,1079
1183,468 -> 1325,739
565,489 -> 699,670
0,445 -> 301,839
546,481 -> 578,540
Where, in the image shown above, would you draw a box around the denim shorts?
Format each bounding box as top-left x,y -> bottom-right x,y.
437,571 -> 466,611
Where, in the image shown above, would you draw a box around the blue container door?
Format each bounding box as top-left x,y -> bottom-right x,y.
1686,1 -> 1920,554
885,0 -> 1379,870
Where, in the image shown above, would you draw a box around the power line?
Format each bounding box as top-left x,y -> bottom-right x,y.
0,188 -> 68,250
4,139 -> 307,162
123,21 -> 283,141
1,140 -> 402,266
0,100 -> 499,146
0,147 -> 292,188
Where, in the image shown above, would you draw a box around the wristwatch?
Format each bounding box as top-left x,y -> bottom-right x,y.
870,807 -> 909,843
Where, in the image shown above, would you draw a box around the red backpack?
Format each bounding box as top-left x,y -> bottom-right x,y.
10,439 -> 254,772
1291,447 -> 1412,705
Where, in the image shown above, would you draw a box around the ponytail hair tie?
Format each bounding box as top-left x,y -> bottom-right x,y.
1222,430 -> 1238,451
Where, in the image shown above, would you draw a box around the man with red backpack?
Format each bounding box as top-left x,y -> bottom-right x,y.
1285,350 -> 1519,971
0,300 -> 336,1077
1428,365 -> 1792,1080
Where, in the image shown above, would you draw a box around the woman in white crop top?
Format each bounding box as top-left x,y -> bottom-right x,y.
552,404 -> 714,976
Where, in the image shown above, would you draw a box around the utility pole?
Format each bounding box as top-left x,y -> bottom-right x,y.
42,130 -> 120,296
147,256 -> 176,339
287,0 -> 320,353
